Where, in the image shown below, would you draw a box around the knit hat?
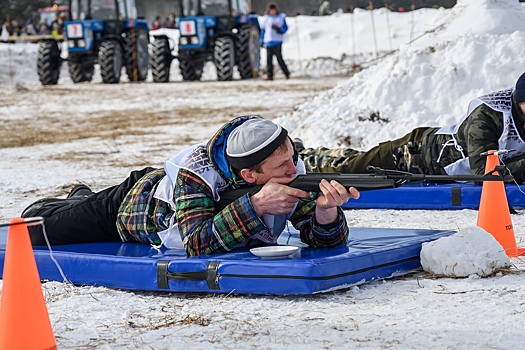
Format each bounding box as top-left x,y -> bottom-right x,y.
515,72 -> 525,104
226,118 -> 288,170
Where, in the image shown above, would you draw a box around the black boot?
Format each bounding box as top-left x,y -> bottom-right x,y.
67,184 -> 94,199
22,184 -> 94,219
21,198 -> 64,218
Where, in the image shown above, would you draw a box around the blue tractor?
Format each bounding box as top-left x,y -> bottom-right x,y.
37,0 -> 149,85
150,0 -> 260,82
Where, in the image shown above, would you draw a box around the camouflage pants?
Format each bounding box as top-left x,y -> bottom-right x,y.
299,127 -> 431,173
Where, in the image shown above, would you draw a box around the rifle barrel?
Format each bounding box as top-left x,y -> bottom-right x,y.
387,173 -> 514,183
216,168 -> 514,211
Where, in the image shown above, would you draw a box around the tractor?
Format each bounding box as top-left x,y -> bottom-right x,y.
150,0 -> 260,82
36,0 -> 149,85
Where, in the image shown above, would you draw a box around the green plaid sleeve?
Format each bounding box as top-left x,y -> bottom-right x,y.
116,168 -> 172,245
290,198 -> 349,248
175,169 -> 269,256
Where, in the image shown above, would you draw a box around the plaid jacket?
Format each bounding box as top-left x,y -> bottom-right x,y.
116,167 -> 349,256
117,116 -> 349,256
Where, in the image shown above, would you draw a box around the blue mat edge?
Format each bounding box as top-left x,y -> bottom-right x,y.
0,227 -> 455,295
342,183 -> 525,210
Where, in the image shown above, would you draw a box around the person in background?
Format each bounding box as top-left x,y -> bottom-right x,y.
260,2 -> 291,81
10,20 -> 21,36
24,18 -> 38,36
51,21 -> 61,39
51,15 -> 64,34
22,116 -> 359,257
319,1 -> 333,16
151,15 -> 162,30
297,71 -> 525,184
1,20 -> 12,41
163,12 -> 175,29
39,19 -> 50,35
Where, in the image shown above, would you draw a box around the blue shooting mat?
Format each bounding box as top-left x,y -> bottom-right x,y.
0,225 -> 454,295
342,182 -> 525,210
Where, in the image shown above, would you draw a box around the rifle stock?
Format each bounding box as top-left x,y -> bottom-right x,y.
216,165 -> 515,211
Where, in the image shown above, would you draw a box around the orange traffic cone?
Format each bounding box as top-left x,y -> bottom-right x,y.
477,151 -> 525,257
0,218 -> 57,350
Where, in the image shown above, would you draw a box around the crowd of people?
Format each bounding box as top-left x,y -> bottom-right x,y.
1,16 -> 64,41
150,13 -> 177,31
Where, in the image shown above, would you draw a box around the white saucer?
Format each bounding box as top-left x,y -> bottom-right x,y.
250,245 -> 299,258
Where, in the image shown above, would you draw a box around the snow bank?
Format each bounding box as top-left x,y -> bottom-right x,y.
277,0 -> 525,149
0,44 -> 41,86
420,226 -> 510,277
281,7 -> 445,60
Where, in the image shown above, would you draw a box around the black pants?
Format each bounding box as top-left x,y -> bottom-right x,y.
22,167 -> 155,246
266,44 -> 290,78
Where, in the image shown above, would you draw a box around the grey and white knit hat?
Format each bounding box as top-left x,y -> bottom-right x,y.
226,118 -> 288,169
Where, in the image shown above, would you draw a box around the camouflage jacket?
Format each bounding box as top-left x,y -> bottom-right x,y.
421,92 -> 525,182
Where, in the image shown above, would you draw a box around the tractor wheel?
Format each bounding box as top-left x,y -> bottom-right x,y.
179,60 -> 203,81
125,28 -> 149,82
99,40 -> 123,84
37,40 -> 61,85
214,36 -> 235,81
150,36 -> 172,83
68,58 -> 94,83
236,26 -> 260,79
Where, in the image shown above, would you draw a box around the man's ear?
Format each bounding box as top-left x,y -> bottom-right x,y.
239,168 -> 257,184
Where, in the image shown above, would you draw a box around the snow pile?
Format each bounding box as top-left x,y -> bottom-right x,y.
276,0 -> 525,150
420,226 -> 510,277
281,8 -> 447,61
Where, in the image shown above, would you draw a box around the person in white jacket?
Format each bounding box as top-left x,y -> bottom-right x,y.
260,2 -> 291,80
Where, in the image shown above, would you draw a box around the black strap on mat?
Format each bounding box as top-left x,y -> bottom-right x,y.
156,260 -> 220,290
451,187 -> 462,206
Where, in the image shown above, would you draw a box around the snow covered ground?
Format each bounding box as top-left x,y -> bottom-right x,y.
1,0 -> 525,349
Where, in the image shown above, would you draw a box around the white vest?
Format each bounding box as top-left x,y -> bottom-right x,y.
263,13 -> 286,44
153,142 -> 306,249
436,88 -> 525,175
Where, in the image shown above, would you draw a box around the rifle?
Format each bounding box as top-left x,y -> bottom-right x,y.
216,165 -> 515,211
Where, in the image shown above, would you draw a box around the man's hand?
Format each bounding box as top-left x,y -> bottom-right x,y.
315,180 -> 360,225
272,25 -> 283,34
250,177 -> 310,216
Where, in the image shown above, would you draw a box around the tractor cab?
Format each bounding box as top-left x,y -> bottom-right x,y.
38,5 -> 70,27
69,0 -> 134,20
150,0 -> 260,82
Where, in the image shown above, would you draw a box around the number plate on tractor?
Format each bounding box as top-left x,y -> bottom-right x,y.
180,21 -> 196,36
66,24 -> 83,39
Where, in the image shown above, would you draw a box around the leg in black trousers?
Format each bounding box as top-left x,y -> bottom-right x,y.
266,45 -> 275,79
267,44 -> 290,78
21,167 -> 156,245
